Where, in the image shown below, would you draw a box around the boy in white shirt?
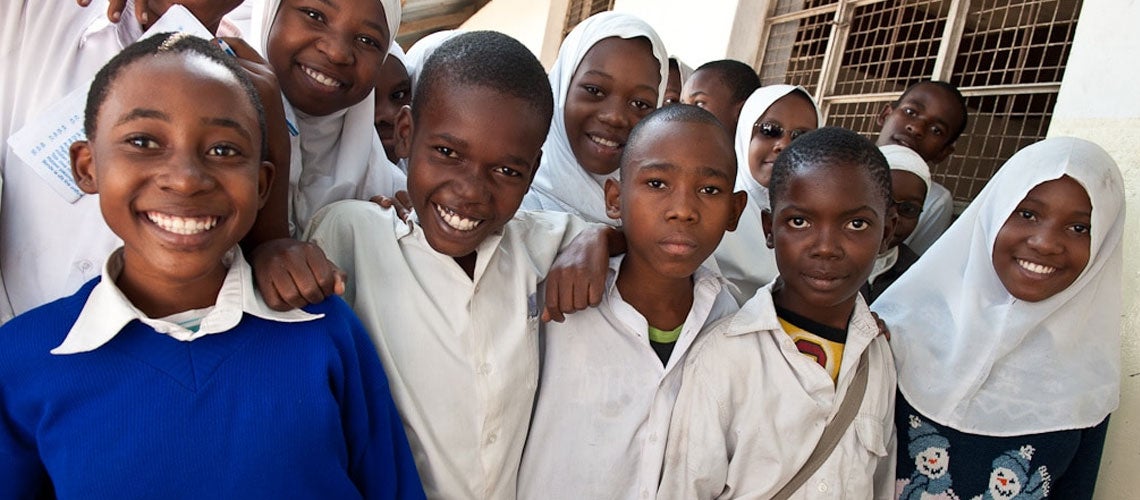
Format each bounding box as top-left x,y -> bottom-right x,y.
304,31 -> 619,500
659,127 -> 898,499
518,105 -> 747,500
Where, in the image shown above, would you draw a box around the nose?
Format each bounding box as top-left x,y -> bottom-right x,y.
809,224 -> 843,259
665,191 -> 699,223
772,134 -> 794,156
317,33 -> 355,65
1026,229 -> 1064,255
904,119 -> 925,138
158,155 -> 215,195
596,98 -> 633,130
452,166 -> 493,205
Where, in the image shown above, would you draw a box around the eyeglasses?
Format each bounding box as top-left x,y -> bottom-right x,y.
893,200 -> 924,219
754,121 -> 808,141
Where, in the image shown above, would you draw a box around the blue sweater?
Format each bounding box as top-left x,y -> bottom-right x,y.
0,279 -> 425,500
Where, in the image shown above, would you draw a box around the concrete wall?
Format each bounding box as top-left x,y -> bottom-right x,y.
459,0 -> 558,63
612,0 -> 768,68
1048,0 -> 1140,497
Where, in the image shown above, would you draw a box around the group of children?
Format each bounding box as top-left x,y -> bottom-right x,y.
0,2 -> 1125,499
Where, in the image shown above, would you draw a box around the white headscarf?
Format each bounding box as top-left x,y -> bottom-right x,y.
404,29 -> 461,96
523,12 -> 669,225
249,0 -> 405,235
671,55 -> 693,84
880,144 -> 930,191
713,85 -> 821,303
873,137 -> 1124,436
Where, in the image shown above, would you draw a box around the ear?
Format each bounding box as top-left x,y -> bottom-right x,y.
603,178 -> 622,221
929,142 -> 955,164
876,103 -> 893,127
394,105 -> 414,160
761,208 -> 775,249
255,160 -> 275,210
724,190 -> 749,232
70,141 -> 98,195
879,204 -> 899,254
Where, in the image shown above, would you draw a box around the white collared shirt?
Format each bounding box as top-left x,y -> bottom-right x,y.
658,282 -> 897,500
518,256 -> 739,500
52,246 -> 320,355
305,201 -> 597,500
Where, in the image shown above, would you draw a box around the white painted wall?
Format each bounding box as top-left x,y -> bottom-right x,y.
612,0 -> 760,68
459,0 -> 559,64
1048,0 -> 1140,497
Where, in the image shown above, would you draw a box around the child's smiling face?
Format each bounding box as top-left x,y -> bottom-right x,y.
397,83 -> 547,267
267,0 -> 390,117
991,176 -> 1091,302
876,83 -> 964,164
373,55 -> 412,163
747,92 -> 818,187
72,53 -> 271,290
764,162 -> 893,329
563,36 -> 660,176
606,119 -> 745,281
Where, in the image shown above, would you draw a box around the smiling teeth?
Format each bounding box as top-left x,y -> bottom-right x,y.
147,212 -> 218,235
302,65 -> 341,88
1017,259 -> 1056,275
435,204 -> 482,231
589,135 -> 620,148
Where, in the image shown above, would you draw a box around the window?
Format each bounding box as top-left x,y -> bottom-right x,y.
563,0 -> 617,38
758,0 -> 1082,208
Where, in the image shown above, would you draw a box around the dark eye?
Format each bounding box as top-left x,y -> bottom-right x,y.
846,219 -> 869,231
391,89 -> 408,101
435,146 -> 458,159
693,100 -> 707,108
1016,209 -> 1036,221
1070,223 -> 1090,235
127,136 -> 159,149
631,100 -> 653,111
663,97 -> 678,105
207,144 -> 240,157
903,107 -> 917,117
583,85 -> 602,96
647,179 -> 665,189
300,8 -> 325,22
787,217 -> 809,229
699,185 -> 722,195
357,35 -> 382,50
931,126 -> 945,137
494,166 -> 522,178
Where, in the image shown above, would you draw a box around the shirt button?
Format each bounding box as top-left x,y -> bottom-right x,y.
487,433 -> 497,444
78,260 -> 93,272
648,434 -> 657,443
817,481 -> 828,492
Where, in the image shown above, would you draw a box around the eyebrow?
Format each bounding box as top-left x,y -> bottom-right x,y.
1021,195 -> 1092,219
778,203 -> 879,218
701,166 -> 732,181
434,132 -> 533,169
584,70 -> 657,95
115,108 -> 169,126
204,117 -> 253,142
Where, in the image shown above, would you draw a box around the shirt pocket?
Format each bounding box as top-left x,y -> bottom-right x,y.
854,414 -> 889,457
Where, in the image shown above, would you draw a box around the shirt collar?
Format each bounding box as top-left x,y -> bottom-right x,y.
53,246 -> 322,355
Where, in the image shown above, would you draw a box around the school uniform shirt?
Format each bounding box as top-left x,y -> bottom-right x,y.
713,85 -> 823,304
659,282 -> 897,500
0,2 -> 244,322
518,256 -> 739,500
305,201 -> 598,500
522,12 -> 669,224
248,0 -> 406,235
874,138 -> 1124,448
903,181 -> 952,255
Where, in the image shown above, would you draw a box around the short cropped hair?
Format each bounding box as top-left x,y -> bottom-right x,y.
899,80 -> 969,142
413,31 -> 554,129
693,59 -> 762,104
85,32 -> 267,160
768,126 -> 892,210
620,104 -> 731,176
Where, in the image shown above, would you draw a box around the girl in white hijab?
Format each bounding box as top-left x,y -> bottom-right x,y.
249,0 -> 406,235
874,137 -> 1124,499
713,85 -> 821,303
373,42 -> 412,167
521,12 -> 669,224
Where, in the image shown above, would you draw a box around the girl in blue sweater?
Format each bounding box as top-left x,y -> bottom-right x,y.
0,33 -> 424,500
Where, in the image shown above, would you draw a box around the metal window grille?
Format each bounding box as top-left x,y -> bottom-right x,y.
757,0 -> 1082,207
563,0 -> 617,38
